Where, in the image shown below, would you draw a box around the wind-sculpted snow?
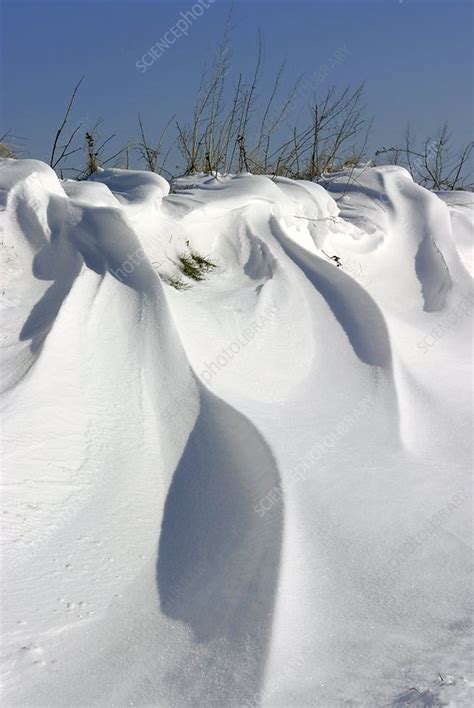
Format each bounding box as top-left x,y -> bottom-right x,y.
0,159 -> 472,706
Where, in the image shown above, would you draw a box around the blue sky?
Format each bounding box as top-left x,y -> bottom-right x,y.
1,0 -> 473,170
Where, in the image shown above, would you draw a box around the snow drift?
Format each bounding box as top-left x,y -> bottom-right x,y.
0,158 -> 472,706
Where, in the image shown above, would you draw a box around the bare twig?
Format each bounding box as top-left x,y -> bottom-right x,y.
50,76 -> 85,170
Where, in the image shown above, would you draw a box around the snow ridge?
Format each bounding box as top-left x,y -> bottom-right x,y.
1,159 -> 472,706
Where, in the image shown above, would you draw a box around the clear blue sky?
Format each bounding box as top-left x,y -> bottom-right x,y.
1,0 -> 473,170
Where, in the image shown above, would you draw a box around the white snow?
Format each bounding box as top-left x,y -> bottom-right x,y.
0,158 -> 472,706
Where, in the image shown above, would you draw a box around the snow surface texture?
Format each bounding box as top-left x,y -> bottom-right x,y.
0,159 -> 472,706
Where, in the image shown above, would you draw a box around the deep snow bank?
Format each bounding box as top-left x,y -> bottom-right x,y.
0,159 -> 472,706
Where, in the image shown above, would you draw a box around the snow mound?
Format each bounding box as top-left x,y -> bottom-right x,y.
1,159 -> 472,706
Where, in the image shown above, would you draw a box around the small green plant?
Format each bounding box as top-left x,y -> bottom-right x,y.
176,250 -> 218,282
177,254 -> 206,281
162,274 -> 190,290
188,250 -> 217,272
156,248 -> 218,290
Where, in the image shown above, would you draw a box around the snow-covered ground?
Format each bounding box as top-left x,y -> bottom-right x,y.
0,158 -> 472,706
